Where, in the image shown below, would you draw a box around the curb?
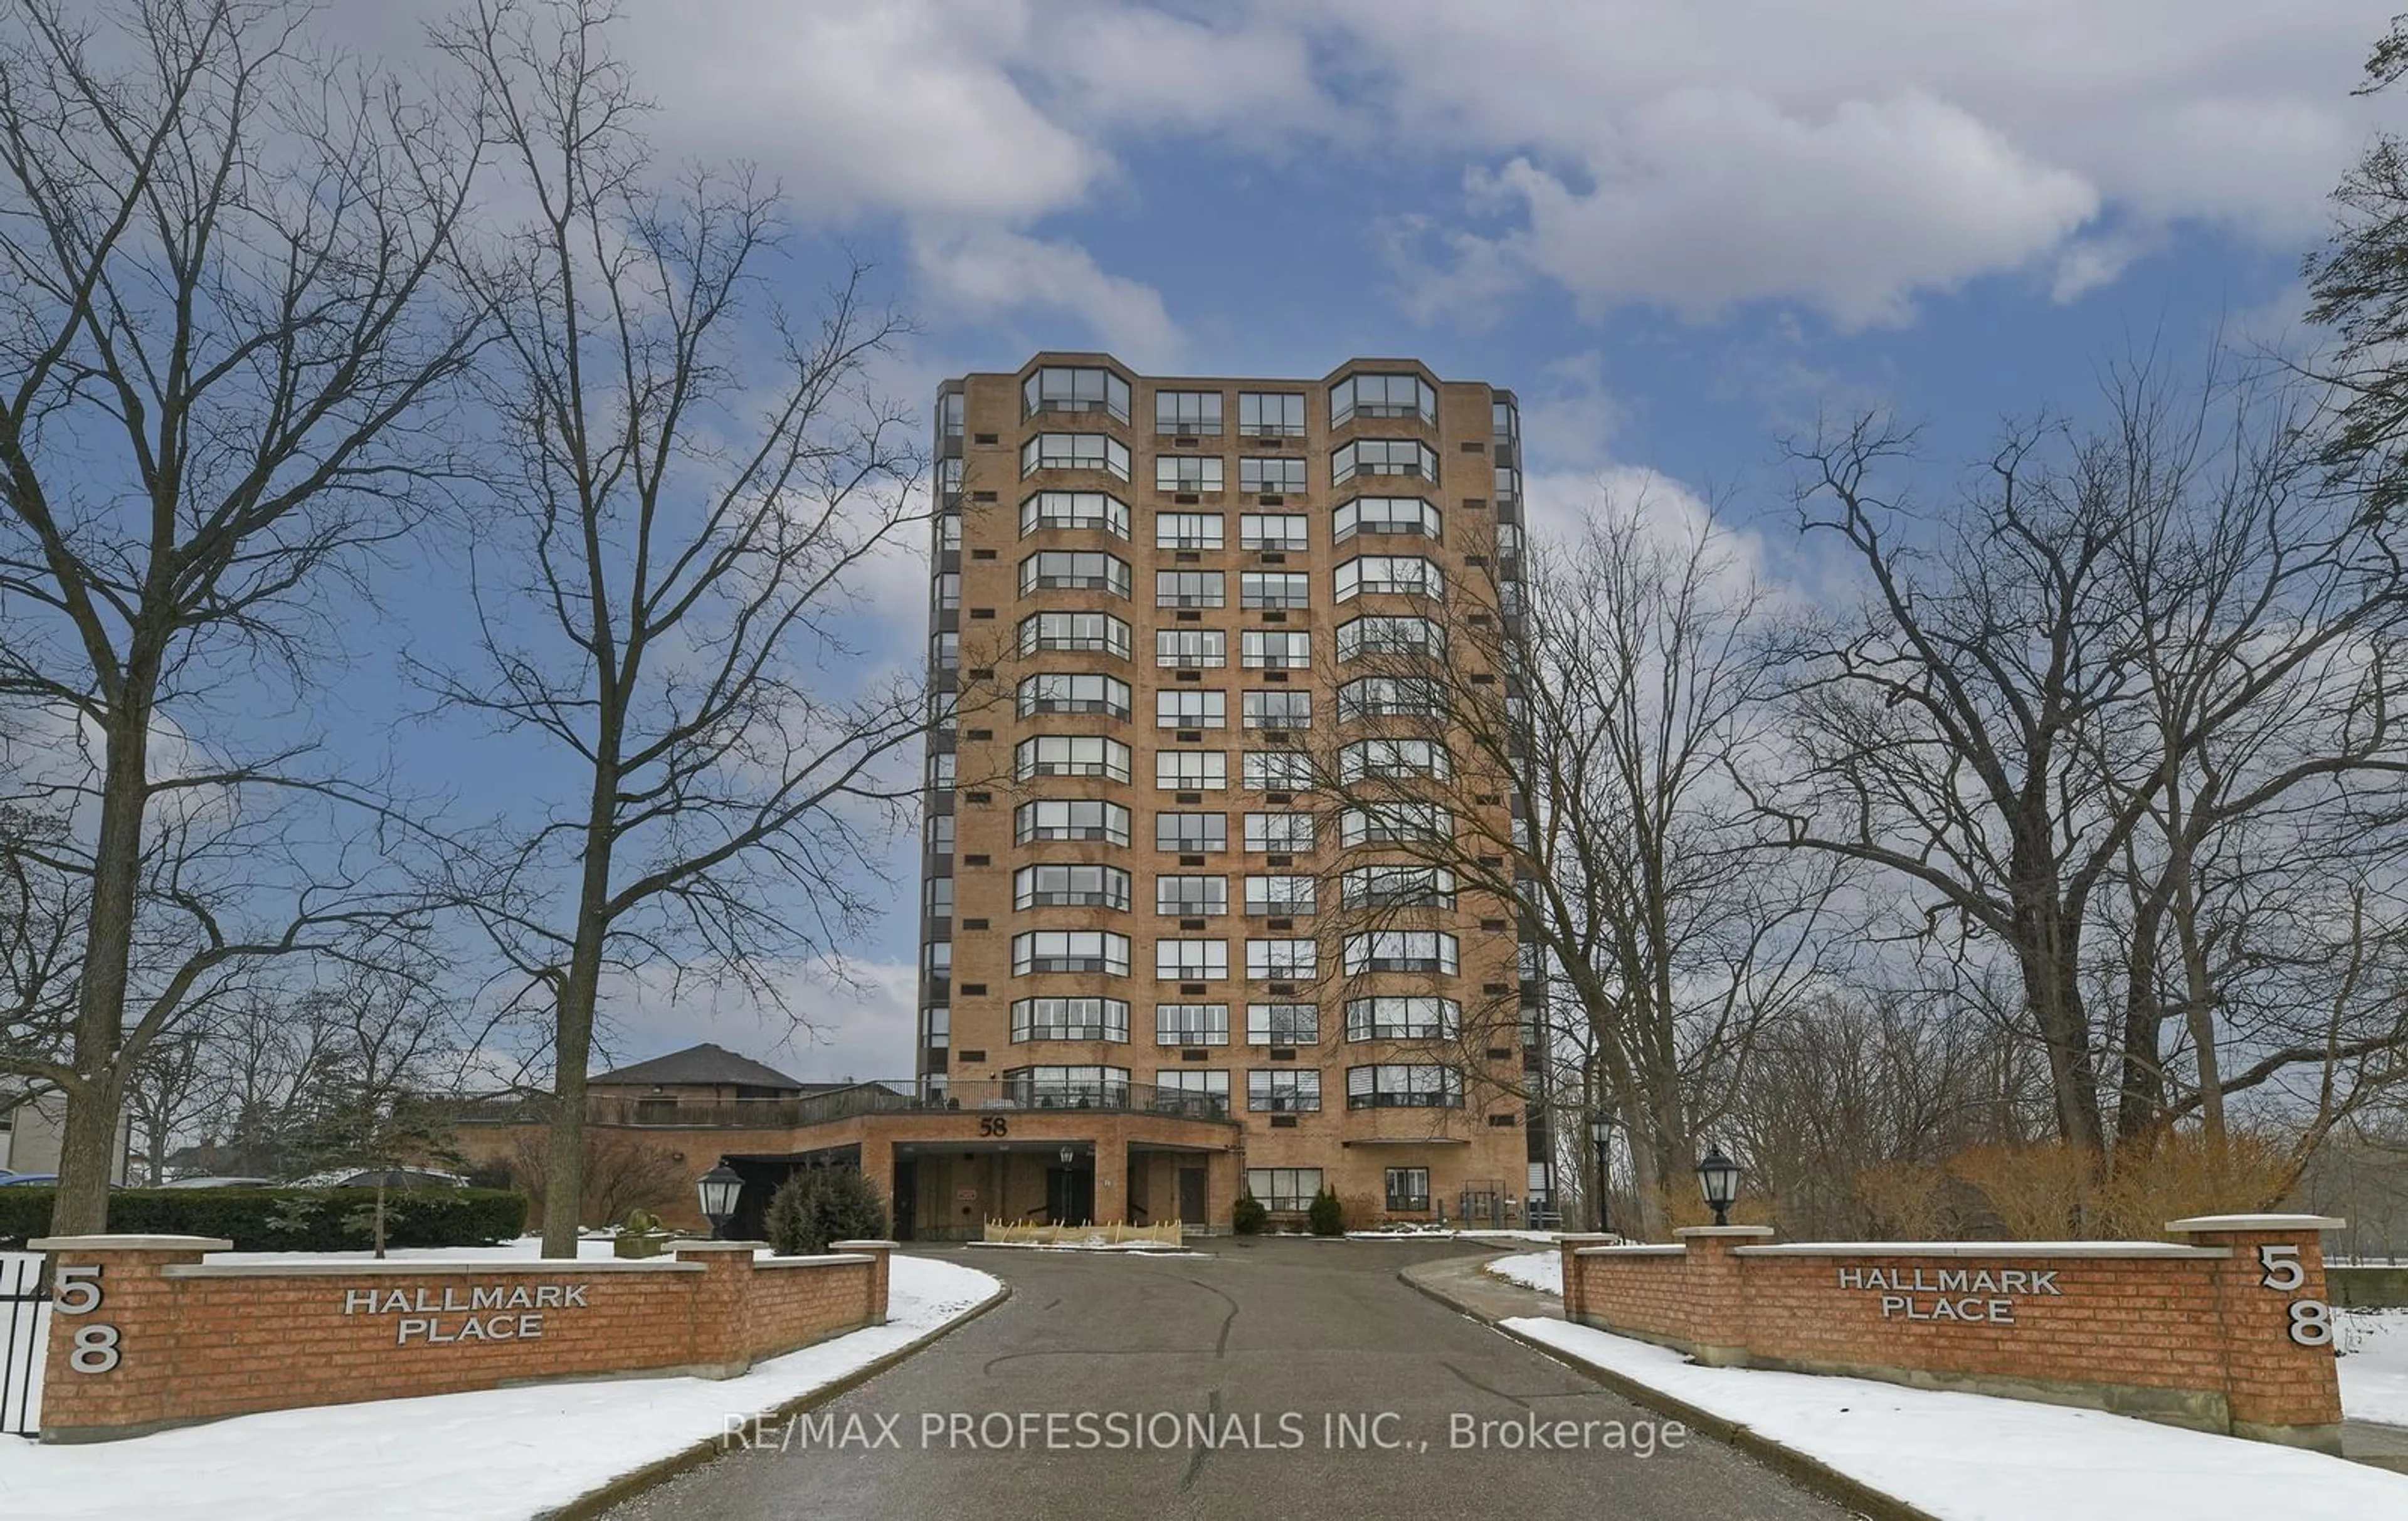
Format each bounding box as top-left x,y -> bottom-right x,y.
1400,1258 -> 1937,1521
539,1271 -> 1014,1521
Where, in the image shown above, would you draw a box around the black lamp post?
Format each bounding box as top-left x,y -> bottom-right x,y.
1695,1145 -> 1739,1228
696,1162 -> 743,1240
1588,1114 -> 1613,1234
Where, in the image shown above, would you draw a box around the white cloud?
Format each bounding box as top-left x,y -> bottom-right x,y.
1443,92 -> 2098,328
909,227 -> 1182,369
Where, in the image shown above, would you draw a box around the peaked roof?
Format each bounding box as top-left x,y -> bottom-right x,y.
589,1043 -> 806,1091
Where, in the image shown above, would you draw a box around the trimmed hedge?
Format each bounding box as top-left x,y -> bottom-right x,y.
0,1187 -> 528,1251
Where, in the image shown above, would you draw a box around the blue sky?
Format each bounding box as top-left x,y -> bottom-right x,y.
315,0 -> 2403,1082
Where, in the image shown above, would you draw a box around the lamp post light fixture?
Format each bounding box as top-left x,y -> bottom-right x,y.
1587,1113 -> 1613,1234
696,1162 -> 743,1240
1059,1146 -> 1076,1165
1695,1145 -> 1739,1228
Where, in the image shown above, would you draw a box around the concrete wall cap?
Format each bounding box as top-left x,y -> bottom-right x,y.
1672,1225 -> 1776,1238
29,1234 -> 233,1252
159,1259 -> 705,1278
667,1239 -> 773,1252
1731,1241 -> 2231,1259
753,1253 -> 873,1268
1553,1233 -> 1620,1245
1573,1244 -> 1686,1256
829,1239 -> 899,1250
2165,1214 -> 2347,1234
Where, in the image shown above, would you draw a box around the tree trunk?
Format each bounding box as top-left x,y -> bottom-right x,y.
2012,868 -> 2104,1152
541,758 -> 621,1258
2115,879 -> 2170,1142
51,697 -> 156,1236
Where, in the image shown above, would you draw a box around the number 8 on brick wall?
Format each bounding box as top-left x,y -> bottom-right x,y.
55,1264 -> 123,1374
2258,1245 -> 2332,1349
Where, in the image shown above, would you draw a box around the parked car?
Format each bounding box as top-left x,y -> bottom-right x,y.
0,1173 -> 58,1186
156,1175 -> 278,1189
288,1167 -> 470,1190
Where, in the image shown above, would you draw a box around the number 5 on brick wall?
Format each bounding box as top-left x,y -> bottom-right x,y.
55,1265 -> 104,1315
2258,1245 -> 2305,1292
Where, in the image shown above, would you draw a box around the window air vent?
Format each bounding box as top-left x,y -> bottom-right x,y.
1178,730 -> 1202,742
974,432 -> 999,445
969,609 -> 995,621
1266,918 -> 1293,930
1180,918 -> 1206,930
1270,983 -> 1297,996
1265,792 -> 1292,804
1460,441 -> 1486,453
1487,1113 -> 1518,1127
965,728 -> 992,741
1270,1115 -> 1299,1127
1176,492 -> 1201,505
1258,494 -> 1284,507
1267,855 -> 1292,867
1176,792 -> 1202,804
1485,1048 -> 1513,1061
1178,610 -> 1201,623
1181,982 -> 1207,995
966,668 -> 993,681
1175,436 -> 1199,448
1175,551 -> 1200,564
964,791 -> 991,804
1270,1047 -> 1297,1061
1262,610 -> 1287,623
964,854 -> 990,867
960,986 -> 986,997
962,918 -> 988,932
1182,1049 -> 1207,1062
1265,671 -> 1288,683
1482,982 -> 1511,996
1180,854 -> 1206,866
1259,552 -> 1287,564
959,1048 -> 986,1062
1481,918 -> 1507,932
972,490 -> 998,503
971,548 -> 997,561
1176,670 -> 1201,683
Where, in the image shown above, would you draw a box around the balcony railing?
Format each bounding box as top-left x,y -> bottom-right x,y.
438,1076 -> 1238,1129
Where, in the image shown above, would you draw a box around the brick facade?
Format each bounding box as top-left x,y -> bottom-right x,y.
1556,1214 -> 2344,1450
29,1234 -> 895,1443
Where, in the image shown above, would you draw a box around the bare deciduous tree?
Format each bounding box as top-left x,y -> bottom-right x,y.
431,0 -> 934,1256
0,0 -> 482,1231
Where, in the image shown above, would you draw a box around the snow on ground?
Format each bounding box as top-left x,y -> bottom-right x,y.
2341,1308 -> 2408,1426
1483,1249 -> 1562,1297
1510,1315 -> 2408,1521
1343,1228 -> 1561,1243
0,1251 -> 1000,1521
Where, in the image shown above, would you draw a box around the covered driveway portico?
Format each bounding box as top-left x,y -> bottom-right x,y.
716,1097 -> 1242,1242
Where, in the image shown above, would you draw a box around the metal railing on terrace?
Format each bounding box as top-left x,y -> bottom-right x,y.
437,1076 -> 1237,1130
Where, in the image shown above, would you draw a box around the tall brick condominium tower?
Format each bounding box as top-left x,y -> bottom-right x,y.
916,354 -> 1550,1230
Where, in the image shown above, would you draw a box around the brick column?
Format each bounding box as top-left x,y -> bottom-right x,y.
672,1240 -> 766,1377
1672,1225 -> 1775,1367
1554,1234 -> 1615,1324
1090,1139 -> 1126,1226
2165,1213 -> 2345,1450
28,1234 -> 231,1442
832,1239 -> 897,1325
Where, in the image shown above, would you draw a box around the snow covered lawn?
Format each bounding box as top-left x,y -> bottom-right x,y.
2341,1308 -> 2408,1426
0,1249 -> 1000,1521
1483,1248 -> 1561,1296
1510,1315 -> 2408,1520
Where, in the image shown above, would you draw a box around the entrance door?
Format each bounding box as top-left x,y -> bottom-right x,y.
1177,1166 -> 1207,1228
1045,1164 -> 1095,1225
892,1157 -> 917,1242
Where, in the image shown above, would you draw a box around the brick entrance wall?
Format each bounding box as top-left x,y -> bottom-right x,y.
29,1234 -> 895,1443
1555,1214 -> 2343,1450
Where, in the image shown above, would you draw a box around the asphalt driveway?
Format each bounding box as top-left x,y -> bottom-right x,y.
602,1238 -> 1845,1521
